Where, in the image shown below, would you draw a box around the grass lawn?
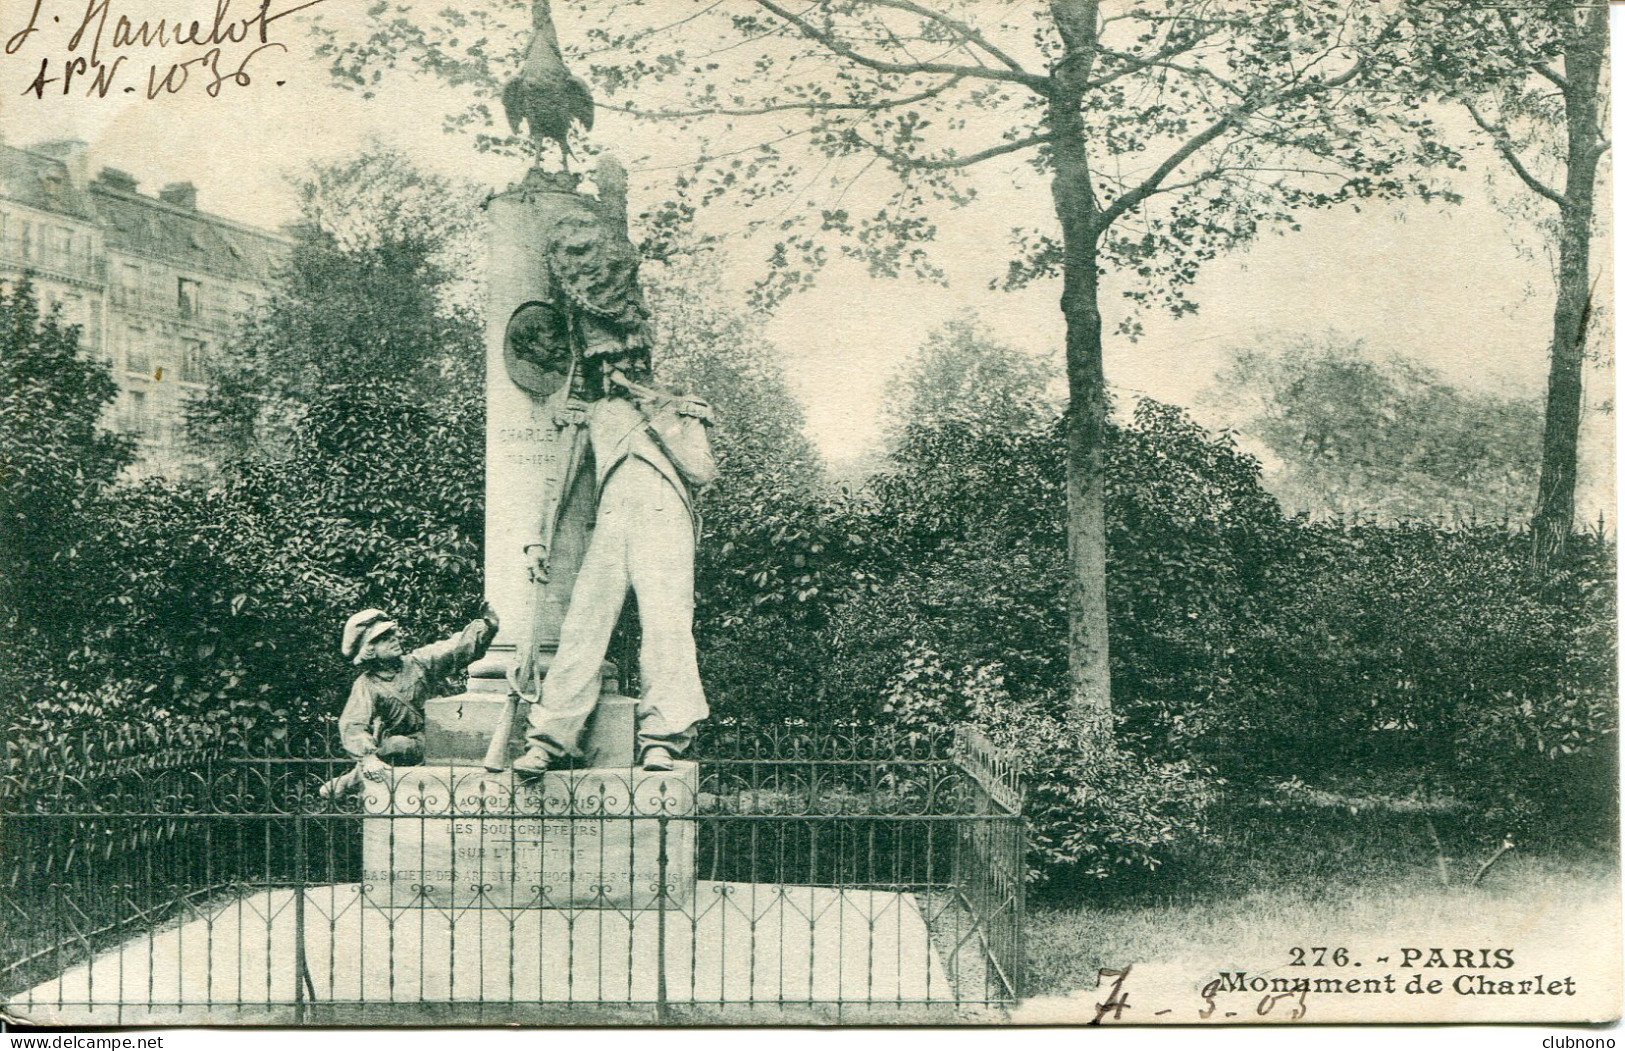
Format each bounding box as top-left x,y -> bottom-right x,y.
1017,802 -> 1620,1024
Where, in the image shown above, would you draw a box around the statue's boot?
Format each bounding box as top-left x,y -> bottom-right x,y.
511,749 -> 552,778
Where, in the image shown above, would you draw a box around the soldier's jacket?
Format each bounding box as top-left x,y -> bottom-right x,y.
588,394 -> 716,532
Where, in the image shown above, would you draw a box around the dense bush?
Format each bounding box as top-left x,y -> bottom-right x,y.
164,149 -> 486,751
0,279 -> 138,751
847,400 -> 1292,880
0,279 -> 134,654
839,399 -> 1289,721
70,391 -> 485,751
1191,524 -> 1615,796
3,388 -> 487,757
692,476 -> 882,720
883,646 -> 1218,885
1256,525 -> 1616,840
4,152 -> 488,761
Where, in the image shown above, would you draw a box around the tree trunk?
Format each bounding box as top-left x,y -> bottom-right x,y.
1531,0 -> 1606,569
1531,193 -> 1593,566
1049,0 -> 1111,730
1057,226 -> 1111,730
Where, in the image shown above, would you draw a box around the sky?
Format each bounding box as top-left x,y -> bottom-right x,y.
0,0 -> 1612,518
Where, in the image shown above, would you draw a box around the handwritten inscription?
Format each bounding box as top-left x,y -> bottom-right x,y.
5,0 -> 331,100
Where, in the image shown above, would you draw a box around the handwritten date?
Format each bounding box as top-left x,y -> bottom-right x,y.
6,0 -> 328,101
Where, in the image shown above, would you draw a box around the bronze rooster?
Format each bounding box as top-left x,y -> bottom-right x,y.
502,0 -> 595,170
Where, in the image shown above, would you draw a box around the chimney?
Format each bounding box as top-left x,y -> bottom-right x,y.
33,139 -> 89,190
94,167 -> 139,193
159,182 -> 198,210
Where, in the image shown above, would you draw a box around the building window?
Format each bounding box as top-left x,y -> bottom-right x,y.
125,390 -> 151,437
114,263 -> 141,307
179,338 -> 208,383
125,326 -> 150,374
177,277 -> 200,318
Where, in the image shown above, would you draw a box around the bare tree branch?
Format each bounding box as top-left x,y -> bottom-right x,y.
629,127 -> 818,174
1131,170 -> 1227,199
1099,55 -> 1369,229
755,0 -> 1051,94
578,0 -> 731,58
1496,8 -> 1569,92
1462,97 -> 1571,208
860,0 -> 1034,77
1090,32 -> 1236,96
1131,160 -> 1353,204
854,130 -> 1052,171
602,77 -> 963,120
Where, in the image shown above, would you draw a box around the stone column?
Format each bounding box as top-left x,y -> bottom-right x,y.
473,169 -> 590,685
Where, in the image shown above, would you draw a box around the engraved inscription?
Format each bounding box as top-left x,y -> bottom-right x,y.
360,769 -> 697,910
497,426 -> 562,443
505,451 -> 562,468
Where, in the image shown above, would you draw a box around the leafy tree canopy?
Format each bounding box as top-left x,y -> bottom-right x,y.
318,1 -> 1461,311
188,147 -> 486,460
316,0 -> 1463,718
1401,0 -> 1609,565
882,312 -> 1057,450
0,277 -> 134,632
1209,334 -> 1542,521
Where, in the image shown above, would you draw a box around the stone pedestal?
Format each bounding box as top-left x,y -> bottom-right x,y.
360,763 -> 697,911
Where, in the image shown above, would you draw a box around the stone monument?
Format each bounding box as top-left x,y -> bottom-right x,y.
359,0 -> 700,913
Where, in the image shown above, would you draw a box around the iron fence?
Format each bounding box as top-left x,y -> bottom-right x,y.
1,722 -> 1023,1024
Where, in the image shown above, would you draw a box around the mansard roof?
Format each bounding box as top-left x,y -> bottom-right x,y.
0,143 -> 96,221
0,142 -> 286,283
91,182 -> 285,283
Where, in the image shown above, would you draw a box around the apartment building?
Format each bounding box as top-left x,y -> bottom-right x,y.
0,139 -> 287,477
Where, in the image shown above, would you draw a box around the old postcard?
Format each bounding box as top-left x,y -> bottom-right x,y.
0,0 -> 1616,1032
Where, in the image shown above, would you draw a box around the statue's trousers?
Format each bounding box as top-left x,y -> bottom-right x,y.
524,457 -> 707,760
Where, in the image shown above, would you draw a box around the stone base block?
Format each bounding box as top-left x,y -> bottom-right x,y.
361,763 -> 696,910
424,691 -> 637,768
